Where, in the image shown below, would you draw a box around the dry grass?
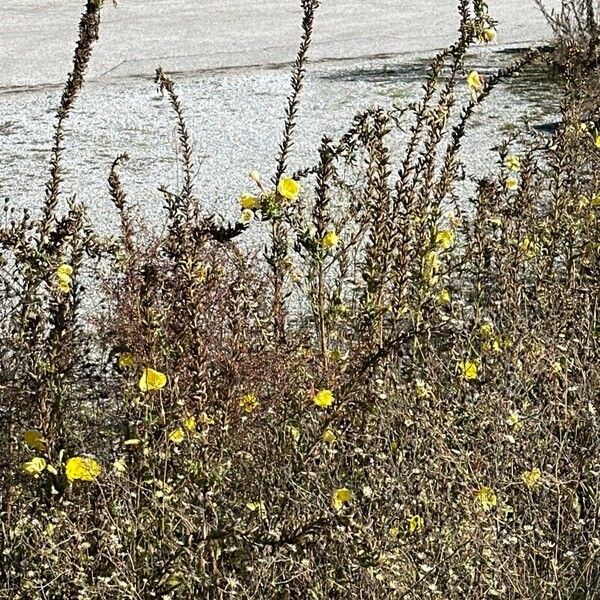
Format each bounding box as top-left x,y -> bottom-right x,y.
1,0 -> 600,598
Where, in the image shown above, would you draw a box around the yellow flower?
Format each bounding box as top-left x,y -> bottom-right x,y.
239,393 -> 259,413
118,352 -> 135,368
591,193 -> 600,207
482,336 -> 502,353
551,361 -> 563,376
183,416 -> 197,432
389,526 -> 400,538
313,388 -> 334,408
57,279 -> 71,294
519,236 -> 538,258
194,263 -> 209,284
24,429 -> 46,451
505,155 -> 521,172
288,425 -> 301,441
22,457 -> 47,477
54,264 -> 73,293
479,322 -> 494,338
65,456 -> 101,482
168,428 -> 185,443
505,176 -> 519,190
322,429 -> 337,444
332,487 -> 352,510
508,410 -> 523,432
246,501 -> 267,518
467,71 -> 484,97
435,229 -> 454,250
476,486 -> 497,511
458,360 -> 478,381
422,250 -> 441,285
595,135 -> 600,149
522,467 -> 541,488
579,194 -> 590,209
239,193 -> 258,209
139,368 -> 167,392
56,264 -> 73,278
437,289 -> 451,305
414,379 -> 431,399
277,177 -> 301,201
239,208 -> 254,224
322,231 -> 339,249
481,28 -> 497,43
408,514 -> 424,533
164,574 -> 183,590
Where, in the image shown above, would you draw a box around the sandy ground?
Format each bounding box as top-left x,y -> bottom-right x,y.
1,0 -> 560,89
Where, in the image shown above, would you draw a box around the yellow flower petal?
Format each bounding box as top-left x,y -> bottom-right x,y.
118,352 -> 135,368
476,486 -> 497,511
508,410 -> 523,432
184,416 -> 197,432
24,429 -> 46,451
56,271 -> 72,284
422,250 -> 441,285
57,279 -> 71,294
481,28 -> 496,43
168,428 -> 185,444
246,501 -> 267,518
437,289 -> 451,305
239,193 -> 258,209
408,514 -> 424,533
414,379 -> 431,399
22,457 -> 47,477
322,231 -> 339,249
332,487 -> 352,510
277,177 -> 301,201
435,229 -> 454,250
56,264 -> 73,278
467,70 -> 484,91
313,388 -> 334,408
505,155 -> 521,172
139,368 -> 167,392
519,236 -> 538,258
239,208 -> 255,224
479,322 -> 494,338
522,467 -> 542,488
322,429 -> 337,444
458,360 -> 478,381
65,456 -> 101,482
239,393 -> 259,413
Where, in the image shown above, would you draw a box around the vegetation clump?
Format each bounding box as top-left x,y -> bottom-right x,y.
1,0 -> 599,597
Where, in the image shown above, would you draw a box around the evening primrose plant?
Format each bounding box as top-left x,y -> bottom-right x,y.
1,0 -> 600,598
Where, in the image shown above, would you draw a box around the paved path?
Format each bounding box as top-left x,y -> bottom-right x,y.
0,0 -> 560,241
1,0 -> 560,89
